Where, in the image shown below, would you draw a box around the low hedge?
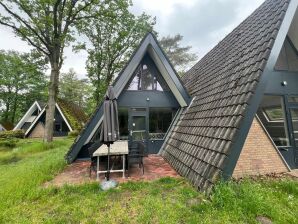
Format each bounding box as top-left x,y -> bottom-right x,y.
0,130 -> 25,139
68,130 -> 79,138
0,138 -> 19,149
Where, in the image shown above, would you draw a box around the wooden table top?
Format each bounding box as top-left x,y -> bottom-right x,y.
93,140 -> 129,156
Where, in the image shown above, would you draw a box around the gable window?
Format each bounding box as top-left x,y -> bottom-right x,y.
275,36 -> 298,72
126,60 -> 168,91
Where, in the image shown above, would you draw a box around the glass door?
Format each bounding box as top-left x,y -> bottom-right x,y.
129,108 -> 148,153
288,96 -> 298,166
289,108 -> 298,146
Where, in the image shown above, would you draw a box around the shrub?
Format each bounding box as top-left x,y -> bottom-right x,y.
0,138 -> 19,149
0,130 -> 25,139
68,130 -> 79,138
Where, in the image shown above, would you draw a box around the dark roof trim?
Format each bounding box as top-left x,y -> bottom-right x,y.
65,32 -> 190,163
13,101 -> 42,130
222,0 -> 298,179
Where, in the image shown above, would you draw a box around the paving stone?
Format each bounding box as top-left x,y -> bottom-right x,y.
44,155 -> 179,187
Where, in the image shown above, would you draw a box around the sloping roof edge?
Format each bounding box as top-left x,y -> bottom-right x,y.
13,101 -> 42,130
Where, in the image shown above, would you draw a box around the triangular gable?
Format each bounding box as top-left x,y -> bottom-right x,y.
65,32 -> 191,163
162,0 -> 298,193
13,101 -> 43,130
25,103 -> 73,137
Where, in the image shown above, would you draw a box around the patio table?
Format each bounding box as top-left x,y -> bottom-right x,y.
93,140 -> 128,180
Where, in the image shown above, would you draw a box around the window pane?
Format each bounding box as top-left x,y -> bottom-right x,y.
118,107 -> 128,140
288,96 -> 298,103
141,64 -> 153,90
149,108 -> 177,140
290,108 -> 298,146
275,37 -> 298,72
257,96 -> 289,146
153,76 -> 164,91
132,116 -> 146,141
127,65 -> 141,90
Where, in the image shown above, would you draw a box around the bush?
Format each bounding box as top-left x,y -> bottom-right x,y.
68,130 -> 79,138
0,130 -> 25,139
0,138 -> 19,149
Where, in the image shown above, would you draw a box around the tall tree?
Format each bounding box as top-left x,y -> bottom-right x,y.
76,0 -> 156,102
59,68 -> 94,114
159,34 -> 198,75
0,0 -> 100,142
0,50 -> 47,124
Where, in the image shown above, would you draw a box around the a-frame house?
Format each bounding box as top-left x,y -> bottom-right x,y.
66,33 -> 191,162
67,0 -> 298,194
15,99 -> 88,138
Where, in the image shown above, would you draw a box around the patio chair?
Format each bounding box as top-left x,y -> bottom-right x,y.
87,141 -> 101,177
127,142 -> 145,177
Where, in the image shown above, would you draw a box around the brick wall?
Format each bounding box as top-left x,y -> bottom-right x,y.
29,122 -> 45,138
233,117 -> 289,178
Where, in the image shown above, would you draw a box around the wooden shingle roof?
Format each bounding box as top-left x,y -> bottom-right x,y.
162,0 -> 292,193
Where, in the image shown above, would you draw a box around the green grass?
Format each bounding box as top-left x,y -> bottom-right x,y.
0,138 -> 297,223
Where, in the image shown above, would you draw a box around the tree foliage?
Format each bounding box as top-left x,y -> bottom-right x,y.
0,50 -> 47,124
0,0 -> 101,141
159,34 -> 198,75
59,68 -> 95,115
76,0 -> 156,102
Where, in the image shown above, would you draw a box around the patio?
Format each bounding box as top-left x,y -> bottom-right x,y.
45,155 -> 179,187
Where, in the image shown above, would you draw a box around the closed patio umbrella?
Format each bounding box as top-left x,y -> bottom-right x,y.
100,86 -> 119,182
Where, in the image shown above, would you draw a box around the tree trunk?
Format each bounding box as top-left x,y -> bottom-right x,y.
44,55 -> 59,142
11,87 -> 19,124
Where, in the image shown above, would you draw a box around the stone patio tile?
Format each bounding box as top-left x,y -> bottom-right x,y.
45,155 -> 179,187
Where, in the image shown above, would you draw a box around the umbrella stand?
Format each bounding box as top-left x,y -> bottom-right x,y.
106,143 -> 110,181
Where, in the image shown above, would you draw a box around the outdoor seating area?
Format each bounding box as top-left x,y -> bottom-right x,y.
45,154 -> 178,187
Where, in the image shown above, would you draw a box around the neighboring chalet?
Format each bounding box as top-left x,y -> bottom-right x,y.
14,99 -> 88,138
67,0 -> 298,193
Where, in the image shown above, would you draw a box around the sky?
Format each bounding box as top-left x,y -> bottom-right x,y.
0,0 -> 265,78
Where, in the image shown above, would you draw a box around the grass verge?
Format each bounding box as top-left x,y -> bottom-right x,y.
0,138 -> 297,223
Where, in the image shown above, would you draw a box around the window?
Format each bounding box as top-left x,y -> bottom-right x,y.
264,107 -> 284,121
149,108 -> 177,140
275,36 -> 298,72
126,61 -> 168,91
55,123 -> 62,132
288,96 -> 298,103
257,96 -> 289,146
118,107 -> 128,140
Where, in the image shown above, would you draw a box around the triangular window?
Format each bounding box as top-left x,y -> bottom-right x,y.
126,56 -> 168,91
275,36 -> 298,72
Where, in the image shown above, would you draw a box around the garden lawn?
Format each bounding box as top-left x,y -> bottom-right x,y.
0,138 -> 297,224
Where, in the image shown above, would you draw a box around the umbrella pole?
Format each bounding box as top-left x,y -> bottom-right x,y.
107,144 -> 110,181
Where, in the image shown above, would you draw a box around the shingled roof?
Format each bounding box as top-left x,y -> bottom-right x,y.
57,99 -> 88,131
162,0 -> 296,193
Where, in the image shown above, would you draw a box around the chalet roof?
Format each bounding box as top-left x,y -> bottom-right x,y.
57,99 -> 88,130
161,0 -> 296,193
